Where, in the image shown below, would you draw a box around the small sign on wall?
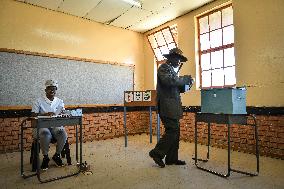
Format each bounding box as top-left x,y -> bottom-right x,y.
124,90 -> 156,106
134,91 -> 143,101
124,91 -> 134,103
143,91 -> 151,101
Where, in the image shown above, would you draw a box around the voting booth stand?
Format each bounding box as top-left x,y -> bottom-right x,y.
124,90 -> 160,147
194,88 -> 259,177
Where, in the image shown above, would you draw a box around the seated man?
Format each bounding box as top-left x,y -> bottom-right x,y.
31,80 -> 67,170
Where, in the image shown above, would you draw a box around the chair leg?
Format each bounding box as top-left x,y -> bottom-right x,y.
30,142 -> 35,164
31,141 -> 40,172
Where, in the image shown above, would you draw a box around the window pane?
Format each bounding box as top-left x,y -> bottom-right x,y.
148,34 -> 158,48
167,43 -> 176,51
201,53 -> 211,71
209,11 -> 221,31
160,45 -> 169,56
222,6 -> 233,26
223,26 -> 234,45
154,48 -> 163,61
199,16 -> 209,34
154,31 -> 166,46
224,66 -> 236,85
212,68 -> 224,87
162,28 -> 174,44
211,50 -> 223,69
210,29 -> 222,48
224,47 -> 235,67
202,70 -> 211,88
200,33 -> 210,50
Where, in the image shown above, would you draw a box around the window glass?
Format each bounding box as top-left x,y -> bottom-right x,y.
222,6 -> 233,26
209,11 -> 221,30
211,50 -> 223,69
223,25 -> 234,45
202,70 -> 211,87
224,66 -> 236,85
210,29 -> 222,48
199,16 -> 209,34
201,53 -> 211,70
200,33 -> 210,51
162,28 -> 174,44
148,35 -> 157,48
154,48 -> 163,61
212,68 -> 224,86
168,43 -> 176,51
224,47 -> 235,67
160,45 -> 169,55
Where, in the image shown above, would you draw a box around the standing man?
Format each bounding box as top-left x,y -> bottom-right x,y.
32,80 -> 67,170
149,48 -> 194,168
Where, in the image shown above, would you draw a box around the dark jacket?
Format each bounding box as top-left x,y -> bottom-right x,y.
156,63 -> 191,119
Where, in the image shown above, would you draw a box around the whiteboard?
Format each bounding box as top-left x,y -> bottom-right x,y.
0,51 -> 134,106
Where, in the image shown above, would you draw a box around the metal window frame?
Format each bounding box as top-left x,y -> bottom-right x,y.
197,4 -> 235,89
147,26 -> 178,66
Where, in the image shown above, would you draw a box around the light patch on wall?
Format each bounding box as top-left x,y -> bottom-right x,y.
124,58 -> 135,65
34,28 -> 84,45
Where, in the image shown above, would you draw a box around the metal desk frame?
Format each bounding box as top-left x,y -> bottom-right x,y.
123,106 -> 160,147
194,113 -> 259,177
20,116 -> 83,183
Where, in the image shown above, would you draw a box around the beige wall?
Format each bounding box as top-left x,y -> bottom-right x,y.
143,0 -> 284,107
0,0 -> 145,90
1,0 -> 283,107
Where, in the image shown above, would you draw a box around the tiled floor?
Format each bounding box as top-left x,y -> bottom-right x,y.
0,134 -> 283,189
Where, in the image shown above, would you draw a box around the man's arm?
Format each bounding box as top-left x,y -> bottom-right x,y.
158,64 -> 192,87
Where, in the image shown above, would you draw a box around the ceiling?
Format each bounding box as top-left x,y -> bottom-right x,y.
16,0 -> 214,33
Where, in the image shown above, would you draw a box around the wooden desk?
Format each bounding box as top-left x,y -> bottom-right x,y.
194,113 -> 259,177
20,116 -> 83,183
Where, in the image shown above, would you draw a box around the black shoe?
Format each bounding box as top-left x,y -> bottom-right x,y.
52,153 -> 64,167
166,160 -> 186,165
41,156 -> 50,170
149,150 -> 165,168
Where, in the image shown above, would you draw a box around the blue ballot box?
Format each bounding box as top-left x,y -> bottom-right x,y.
201,87 -> 247,114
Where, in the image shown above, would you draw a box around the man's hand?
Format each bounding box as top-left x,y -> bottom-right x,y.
183,75 -> 193,84
42,112 -> 55,116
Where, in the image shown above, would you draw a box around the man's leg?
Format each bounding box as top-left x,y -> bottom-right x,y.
165,122 -> 186,165
149,117 -> 178,167
38,128 -> 52,155
51,127 -> 67,166
37,128 -> 52,170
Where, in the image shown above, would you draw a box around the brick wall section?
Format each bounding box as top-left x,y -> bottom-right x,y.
0,112 -> 283,159
147,112 -> 284,159
0,111 -> 149,153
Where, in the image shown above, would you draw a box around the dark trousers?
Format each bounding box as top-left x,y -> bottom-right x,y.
152,116 -> 180,163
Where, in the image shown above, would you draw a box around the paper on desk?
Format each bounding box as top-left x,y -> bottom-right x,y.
37,115 -> 52,118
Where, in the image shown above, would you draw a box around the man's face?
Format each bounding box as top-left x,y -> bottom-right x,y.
45,86 -> 57,99
169,56 -> 181,68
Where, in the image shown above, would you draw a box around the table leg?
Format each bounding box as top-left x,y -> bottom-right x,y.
157,113 -> 160,142
20,120 -> 37,179
227,123 -> 231,177
80,117 -> 83,170
124,106 -> 127,147
149,106 -> 152,143
76,125 -> 78,162
207,122 -> 211,159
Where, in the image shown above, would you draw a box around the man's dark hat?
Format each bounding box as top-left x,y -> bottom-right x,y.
163,48 -> 188,62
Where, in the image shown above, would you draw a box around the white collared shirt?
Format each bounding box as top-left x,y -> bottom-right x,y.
32,96 -> 64,114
